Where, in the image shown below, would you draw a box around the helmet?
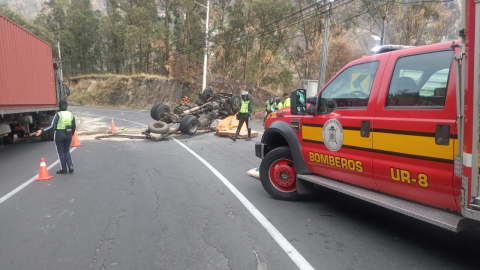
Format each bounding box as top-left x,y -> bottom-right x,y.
268,97 -> 274,103
275,97 -> 281,103
241,91 -> 249,100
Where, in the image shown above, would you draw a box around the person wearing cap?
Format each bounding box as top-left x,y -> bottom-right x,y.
264,97 -> 275,123
283,92 -> 291,108
231,91 -> 252,142
36,100 -> 76,174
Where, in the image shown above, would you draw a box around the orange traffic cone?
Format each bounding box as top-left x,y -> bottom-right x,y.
111,118 -> 116,133
35,158 -> 53,181
71,132 -> 82,147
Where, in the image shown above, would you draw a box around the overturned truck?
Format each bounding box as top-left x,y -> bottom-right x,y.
145,88 -> 241,138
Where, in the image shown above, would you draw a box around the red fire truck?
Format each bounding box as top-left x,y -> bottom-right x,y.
256,0 -> 480,232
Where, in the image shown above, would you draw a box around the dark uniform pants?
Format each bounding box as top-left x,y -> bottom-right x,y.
237,113 -> 251,131
54,130 -> 73,170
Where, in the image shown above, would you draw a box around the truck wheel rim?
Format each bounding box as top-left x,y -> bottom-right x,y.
189,122 -> 198,133
269,159 -> 296,192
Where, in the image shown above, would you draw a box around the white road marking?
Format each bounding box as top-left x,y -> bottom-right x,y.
71,106 -> 148,114
172,138 -> 315,270
75,112 -> 313,270
75,112 -> 148,128
0,147 -> 77,205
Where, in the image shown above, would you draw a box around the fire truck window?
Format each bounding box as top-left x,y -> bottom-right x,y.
386,50 -> 453,107
320,61 -> 379,112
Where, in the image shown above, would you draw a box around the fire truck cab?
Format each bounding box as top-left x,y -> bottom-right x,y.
255,0 -> 480,232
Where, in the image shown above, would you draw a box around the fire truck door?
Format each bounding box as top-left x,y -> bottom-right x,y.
373,49 -> 459,211
301,60 -> 385,190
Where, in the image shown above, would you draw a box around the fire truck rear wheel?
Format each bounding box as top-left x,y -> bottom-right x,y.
260,146 -> 304,201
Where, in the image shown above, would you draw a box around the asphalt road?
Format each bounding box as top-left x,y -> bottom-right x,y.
1,105 -> 479,270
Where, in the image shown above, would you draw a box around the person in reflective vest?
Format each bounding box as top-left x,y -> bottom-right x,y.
264,97 -> 275,123
283,92 -> 291,108
274,97 -> 283,110
181,96 -> 190,106
231,91 -> 252,142
36,100 -> 76,174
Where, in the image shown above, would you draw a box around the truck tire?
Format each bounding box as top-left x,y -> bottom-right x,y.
202,88 -> 214,101
179,115 -> 200,136
148,121 -> 169,134
2,133 -> 14,144
150,103 -> 161,119
260,146 -> 304,201
153,104 -> 171,121
229,94 -> 241,113
48,128 -> 55,141
41,130 -> 50,141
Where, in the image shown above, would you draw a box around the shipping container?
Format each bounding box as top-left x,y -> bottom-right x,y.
0,13 -> 65,144
0,13 -> 57,112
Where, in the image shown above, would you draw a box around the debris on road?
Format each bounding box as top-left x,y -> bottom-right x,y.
247,167 -> 260,179
214,115 -> 259,139
146,88 -> 241,139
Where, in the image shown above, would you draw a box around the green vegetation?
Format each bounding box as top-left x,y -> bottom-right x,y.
1,0 -> 460,92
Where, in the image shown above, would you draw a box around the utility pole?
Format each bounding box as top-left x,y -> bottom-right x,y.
317,0 -> 333,91
194,0 -> 210,91
202,0 -> 210,91
57,41 -> 63,83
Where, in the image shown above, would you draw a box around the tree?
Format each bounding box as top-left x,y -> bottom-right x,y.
66,0 -> 101,74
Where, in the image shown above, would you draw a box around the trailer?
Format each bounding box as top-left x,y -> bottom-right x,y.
0,14 -> 68,143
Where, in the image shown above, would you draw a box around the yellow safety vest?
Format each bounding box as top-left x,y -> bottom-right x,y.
240,100 -> 250,113
56,111 -> 73,130
284,97 -> 291,108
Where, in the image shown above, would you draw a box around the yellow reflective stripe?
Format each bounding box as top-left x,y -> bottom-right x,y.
344,129 -> 372,149
302,125 -> 453,161
302,126 -> 323,142
373,133 -> 453,160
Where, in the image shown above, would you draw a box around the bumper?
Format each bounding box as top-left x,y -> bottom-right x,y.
255,143 -> 266,159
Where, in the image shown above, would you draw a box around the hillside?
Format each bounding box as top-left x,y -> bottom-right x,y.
67,74 -> 275,109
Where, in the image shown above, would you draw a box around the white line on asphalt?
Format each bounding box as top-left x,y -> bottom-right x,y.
72,107 -> 148,114
76,112 -> 148,128
172,138 -> 315,270
0,147 -> 77,205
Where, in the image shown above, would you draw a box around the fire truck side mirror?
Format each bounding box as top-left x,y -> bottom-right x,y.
291,89 -> 307,115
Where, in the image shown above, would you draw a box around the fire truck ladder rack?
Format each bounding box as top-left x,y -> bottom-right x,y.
298,174 -> 480,232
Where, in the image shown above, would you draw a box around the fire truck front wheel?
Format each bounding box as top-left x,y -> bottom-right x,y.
260,146 -> 304,201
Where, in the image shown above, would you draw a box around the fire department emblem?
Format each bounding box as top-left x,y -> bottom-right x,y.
322,119 -> 343,152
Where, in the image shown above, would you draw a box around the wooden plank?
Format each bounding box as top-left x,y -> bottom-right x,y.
215,130 -> 259,139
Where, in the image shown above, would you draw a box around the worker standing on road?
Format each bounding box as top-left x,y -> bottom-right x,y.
283,92 -> 291,108
231,91 -> 252,142
36,100 -> 76,174
264,97 -> 275,123
274,97 -> 283,111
